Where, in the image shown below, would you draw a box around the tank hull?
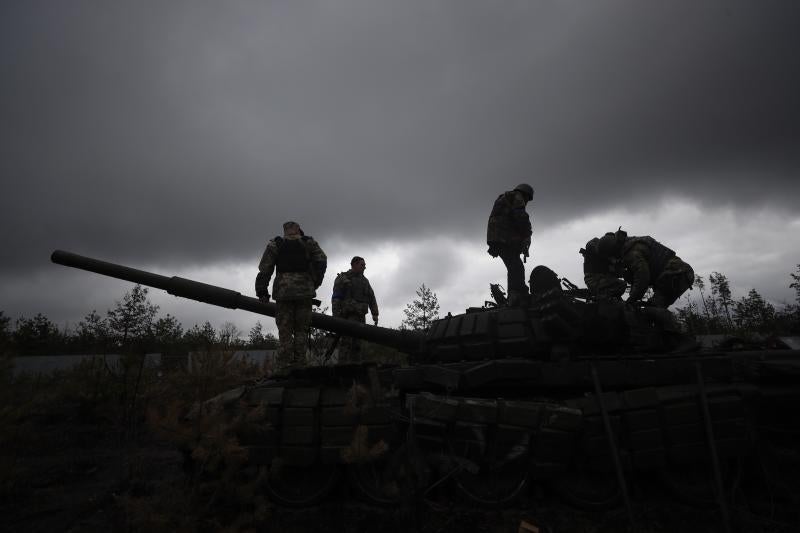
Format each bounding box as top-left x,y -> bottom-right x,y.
51,249 -> 800,514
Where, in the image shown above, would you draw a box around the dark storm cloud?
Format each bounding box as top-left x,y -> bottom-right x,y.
1,0 -> 799,282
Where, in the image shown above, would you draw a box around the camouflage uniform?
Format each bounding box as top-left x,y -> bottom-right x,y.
331,269 -> 378,363
487,189 -> 533,305
621,236 -> 694,308
580,237 -> 627,300
255,232 -> 327,371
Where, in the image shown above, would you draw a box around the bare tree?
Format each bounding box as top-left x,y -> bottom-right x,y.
218,321 -> 243,349
709,272 -> 733,330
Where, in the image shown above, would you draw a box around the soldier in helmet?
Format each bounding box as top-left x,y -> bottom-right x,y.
487,183 -> 534,306
593,230 -> 694,308
255,221 -> 327,371
580,231 -> 628,301
331,256 -> 379,363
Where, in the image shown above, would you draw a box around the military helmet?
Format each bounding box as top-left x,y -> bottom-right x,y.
282,221 -> 303,236
514,183 -> 534,201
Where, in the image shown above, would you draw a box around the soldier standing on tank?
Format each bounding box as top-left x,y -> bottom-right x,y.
255,221 -> 327,371
487,183 -> 534,307
595,230 -> 694,308
331,256 -> 379,363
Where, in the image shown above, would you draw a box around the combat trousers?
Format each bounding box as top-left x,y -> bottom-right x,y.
651,258 -> 695,308
499,247 -> 528,305
337,313 -> 366,364
585,273 -> 627,300
275,299 -> 312,371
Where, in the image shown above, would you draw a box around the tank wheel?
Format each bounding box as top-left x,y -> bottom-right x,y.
349,443 -> 430,506
658,461 -> 733,508
551,469 -> 622,511
264,459 -> 342,507
449,427 -> 530,508
747,438 -> 800,511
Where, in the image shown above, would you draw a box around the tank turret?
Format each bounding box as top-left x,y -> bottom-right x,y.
51,250 -> 682,365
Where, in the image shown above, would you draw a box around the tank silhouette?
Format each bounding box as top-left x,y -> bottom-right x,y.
51,250 -> 800,515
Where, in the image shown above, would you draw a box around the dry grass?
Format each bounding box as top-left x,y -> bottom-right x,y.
0,350 -> 274,532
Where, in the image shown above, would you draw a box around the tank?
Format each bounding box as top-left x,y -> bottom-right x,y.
51,250 -> 800,516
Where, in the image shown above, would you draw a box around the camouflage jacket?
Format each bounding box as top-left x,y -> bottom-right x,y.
487,190 -> 532,250
331,269 -> 378,318
255,235 -> 327,301
621,236 -> 675,303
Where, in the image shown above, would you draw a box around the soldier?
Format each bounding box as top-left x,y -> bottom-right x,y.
579,235 -> 627,300
331,256 -> 379,363
487,183 -> 534,306
255,221 -> 327,371
595,230 -> 694,308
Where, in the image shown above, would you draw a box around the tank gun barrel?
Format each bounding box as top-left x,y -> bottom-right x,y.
51,250 -> 423,354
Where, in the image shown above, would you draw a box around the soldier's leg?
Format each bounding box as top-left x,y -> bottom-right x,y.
585,273 -> 626,300
292,299 -> 313,367
338,314 -> 358,364
275,300 -> 295,371
337,335 -> 350,363
652,259 -> 694,308
500,248 -> 527,305
597,277 -> 627,300
350,314 -> 366,362
338,335 -> 354,363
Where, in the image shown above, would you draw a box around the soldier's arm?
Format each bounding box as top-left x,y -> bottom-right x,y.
307,239 -> 328,287
255,242 -> 277,298
584,273 -> 600,293
623,247 -> 650,303
331,274 -> 347,316
367,281 -> 379,318
509,192 -> 532,235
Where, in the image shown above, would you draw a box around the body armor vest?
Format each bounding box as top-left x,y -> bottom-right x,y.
583,253 -> 611,275
489,192 -> 512,219
348,275 -> 370,303
487,191 -> 530,245
276,238 -> 310,273
581,238 -> 613,275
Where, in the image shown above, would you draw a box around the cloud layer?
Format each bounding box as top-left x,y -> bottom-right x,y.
1,2 -> 798,333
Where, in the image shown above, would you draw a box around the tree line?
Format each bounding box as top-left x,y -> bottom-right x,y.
2,265 -> 798,357
0,285 -> 278,356
674,264 -> 800,335
0,282 -> 444,358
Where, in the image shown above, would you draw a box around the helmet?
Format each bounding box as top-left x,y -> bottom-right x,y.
282,221 -> 303,236
514,183 -> 534,201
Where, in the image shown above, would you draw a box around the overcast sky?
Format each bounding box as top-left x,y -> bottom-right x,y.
2,1 -> 799,338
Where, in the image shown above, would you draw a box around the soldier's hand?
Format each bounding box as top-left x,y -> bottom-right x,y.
372,315 -> 379,326
487,243 -> 501,258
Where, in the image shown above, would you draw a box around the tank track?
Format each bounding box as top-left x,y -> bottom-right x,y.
187,353 -> 800,513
